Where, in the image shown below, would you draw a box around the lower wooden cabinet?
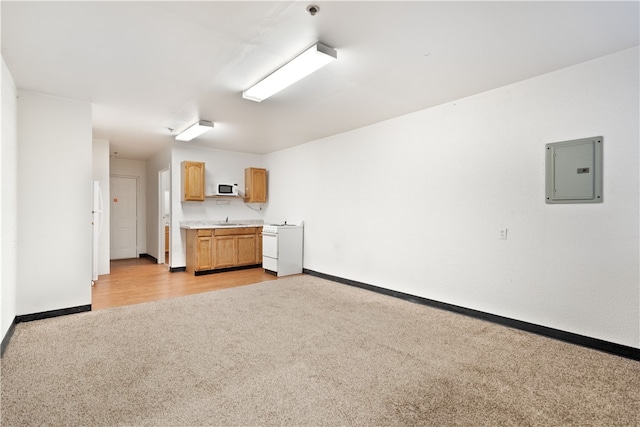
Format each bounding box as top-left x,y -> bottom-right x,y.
186,227 -> 262,274
185,229 -> 214,272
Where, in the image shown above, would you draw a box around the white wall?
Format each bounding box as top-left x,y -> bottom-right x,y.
92,139 -> 110,276
110,157 -> 147,256
1,57 -> 18,338
170,146 -> 264,267
17,91 -> 92,315
264,47 -> 640,348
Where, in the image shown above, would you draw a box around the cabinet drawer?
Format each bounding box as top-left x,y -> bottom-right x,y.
197,229 -> 213,237
263,256 -> 277,272
214,227 -> 258,236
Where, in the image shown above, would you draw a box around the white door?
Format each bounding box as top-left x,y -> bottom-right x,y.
110,176 -> 137,259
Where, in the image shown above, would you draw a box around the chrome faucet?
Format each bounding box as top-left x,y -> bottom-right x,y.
225,216 -> 229,223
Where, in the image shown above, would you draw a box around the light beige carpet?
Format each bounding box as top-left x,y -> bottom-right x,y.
1,275 -> 639,426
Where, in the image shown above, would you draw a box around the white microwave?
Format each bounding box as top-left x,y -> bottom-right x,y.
216,183 -> 238,195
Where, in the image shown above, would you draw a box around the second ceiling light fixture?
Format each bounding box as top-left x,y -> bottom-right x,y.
243,42 -> 338,102
175,120 -> 214,141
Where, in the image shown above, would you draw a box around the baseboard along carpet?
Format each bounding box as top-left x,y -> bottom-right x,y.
1,275 -> 638,426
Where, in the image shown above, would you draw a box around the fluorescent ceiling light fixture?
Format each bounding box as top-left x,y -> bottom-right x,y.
175,120 -> 214,141
243,42 -> 337,102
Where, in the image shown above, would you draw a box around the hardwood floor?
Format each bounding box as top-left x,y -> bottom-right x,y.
92,257 -> 278,310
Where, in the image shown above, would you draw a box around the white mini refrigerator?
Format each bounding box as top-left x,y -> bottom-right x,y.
262,223 -> 303,276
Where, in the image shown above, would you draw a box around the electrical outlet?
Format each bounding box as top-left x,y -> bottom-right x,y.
499,228 -> 508,240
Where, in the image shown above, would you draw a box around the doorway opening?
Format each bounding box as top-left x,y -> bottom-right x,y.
160,168 -> 170,266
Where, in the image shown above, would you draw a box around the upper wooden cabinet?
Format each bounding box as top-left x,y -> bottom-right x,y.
182,161 -> 205,201
244,167 -> 267,203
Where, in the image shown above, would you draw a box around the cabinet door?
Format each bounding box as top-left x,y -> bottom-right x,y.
213,235 -> 236,268
182,161 -> 205,201
196,236 -> 213,270
236,235 -> 257,265
244,167 -> 267,203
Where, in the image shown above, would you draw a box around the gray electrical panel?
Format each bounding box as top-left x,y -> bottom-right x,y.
545,136 -> 602,204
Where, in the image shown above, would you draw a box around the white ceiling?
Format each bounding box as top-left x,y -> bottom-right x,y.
2,1 -> 638,160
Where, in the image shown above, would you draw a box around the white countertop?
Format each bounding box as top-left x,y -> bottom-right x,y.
180,220 -> 264,230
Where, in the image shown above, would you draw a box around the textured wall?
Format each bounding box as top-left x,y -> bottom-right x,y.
17,91 -> 92,315
264,47 -> 640,348
1,57 -> 18,338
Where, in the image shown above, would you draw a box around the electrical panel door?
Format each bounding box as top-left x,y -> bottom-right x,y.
546,136 -> 602,204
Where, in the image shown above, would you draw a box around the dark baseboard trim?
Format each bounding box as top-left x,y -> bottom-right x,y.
1,319 -> 17,358
170,266 -> 187,273
15,305 -> 92,324
194,264 -> 262,276
303,269 -> 640,361
3,305 -> 91,357
139,253 -> 158,264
